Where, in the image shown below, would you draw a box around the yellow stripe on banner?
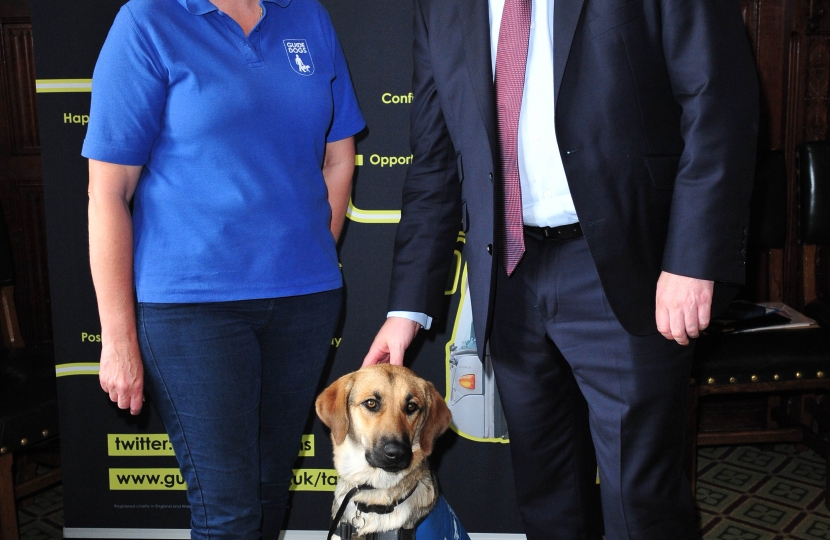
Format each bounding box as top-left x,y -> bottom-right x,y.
36,79 -> 92,93
55,363 -> 100,377
444,234 -> 467,296
355,154 -> 364,166
346,198 -> 400,224
109,468 -> 187,491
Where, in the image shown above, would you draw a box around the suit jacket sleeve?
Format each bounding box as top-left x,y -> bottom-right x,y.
386,0 -> 463,318
659,0 -> 759,283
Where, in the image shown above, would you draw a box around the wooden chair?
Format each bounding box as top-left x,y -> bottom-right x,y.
687,330 -> 830,502
686,148 -> 830,508
0,351 -> 61,540
0,195 -> 24,351
799,141 -> 830,307
0,200 -> 60,540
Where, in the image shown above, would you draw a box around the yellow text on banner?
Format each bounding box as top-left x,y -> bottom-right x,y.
289,469 -> 338,491
299,434 -> 314,457
108,434 -> 175,456
109,468 -> 187,491
107,434 -> 315,457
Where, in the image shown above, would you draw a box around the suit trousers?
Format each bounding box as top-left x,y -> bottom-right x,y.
489,232 -> 697,540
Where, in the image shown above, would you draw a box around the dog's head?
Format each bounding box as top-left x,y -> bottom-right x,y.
315,364 -> 452,473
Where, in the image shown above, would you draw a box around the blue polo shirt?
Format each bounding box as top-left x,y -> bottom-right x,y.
82,0 -> 365,303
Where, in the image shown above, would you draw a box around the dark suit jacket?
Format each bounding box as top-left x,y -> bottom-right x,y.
388,0 -> 759,356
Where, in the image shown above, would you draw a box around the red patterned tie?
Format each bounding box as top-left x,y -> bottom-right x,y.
495,0 -> 531,275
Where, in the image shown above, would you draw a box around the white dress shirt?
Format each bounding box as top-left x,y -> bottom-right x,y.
390,0 -> 577,329
491,0 -> 577,227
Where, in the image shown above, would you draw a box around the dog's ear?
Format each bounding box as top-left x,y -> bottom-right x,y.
418,381 -> 452,456
315,374 -> 354,445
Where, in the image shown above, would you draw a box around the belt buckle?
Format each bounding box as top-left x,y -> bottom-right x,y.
543,223 -> 580,241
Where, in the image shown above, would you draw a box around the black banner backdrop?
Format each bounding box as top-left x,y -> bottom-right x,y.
30,0 -> 528,537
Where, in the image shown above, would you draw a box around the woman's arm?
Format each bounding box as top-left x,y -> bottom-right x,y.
88,159 -> 144,415
322,136 -> 355,241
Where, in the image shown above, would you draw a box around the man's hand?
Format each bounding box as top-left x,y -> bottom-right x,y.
99,339 -> 144,415
655,271 -> 714,346
362,317 -> 421,366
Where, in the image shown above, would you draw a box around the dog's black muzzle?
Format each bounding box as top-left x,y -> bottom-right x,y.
366,437 -> 412,472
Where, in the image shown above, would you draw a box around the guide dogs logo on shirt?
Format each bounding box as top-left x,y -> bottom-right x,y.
283,39 -> 314,76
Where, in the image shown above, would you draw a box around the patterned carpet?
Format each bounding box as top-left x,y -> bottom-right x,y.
15,445 -> 830,539
697,445 -> 830,539
16,483 -> 63,540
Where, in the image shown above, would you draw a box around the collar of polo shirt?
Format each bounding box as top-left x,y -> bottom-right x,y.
176,0 -> 290,15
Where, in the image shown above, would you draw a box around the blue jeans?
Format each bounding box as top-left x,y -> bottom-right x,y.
137,289 -> 342,540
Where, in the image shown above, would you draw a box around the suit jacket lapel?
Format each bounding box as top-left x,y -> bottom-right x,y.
554,0 -> 586,103
457,0 -> 498,160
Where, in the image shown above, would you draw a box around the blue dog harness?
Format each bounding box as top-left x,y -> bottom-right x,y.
328,484 -> 470,540
416,496 -> 470,540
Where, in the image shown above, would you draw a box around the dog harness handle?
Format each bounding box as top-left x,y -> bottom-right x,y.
327,485 -> 364,540
327,483 -> 419,540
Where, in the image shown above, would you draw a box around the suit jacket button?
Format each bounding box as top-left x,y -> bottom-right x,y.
487,244 -> 493,255
489,172 -> 494,182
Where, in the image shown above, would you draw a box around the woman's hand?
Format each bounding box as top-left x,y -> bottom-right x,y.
99,338 -> 144,414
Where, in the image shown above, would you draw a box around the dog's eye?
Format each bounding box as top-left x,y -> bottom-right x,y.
405,402 -> 419,414
364,399 -> 378,410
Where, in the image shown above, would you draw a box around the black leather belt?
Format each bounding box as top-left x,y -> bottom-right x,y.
524,222 -> 583,241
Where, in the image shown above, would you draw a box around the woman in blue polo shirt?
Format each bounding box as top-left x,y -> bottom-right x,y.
83,0 -> 365,538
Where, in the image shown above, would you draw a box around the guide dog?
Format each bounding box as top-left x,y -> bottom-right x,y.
315,364 -> 464,540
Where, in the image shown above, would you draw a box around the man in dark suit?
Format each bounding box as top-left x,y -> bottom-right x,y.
363,0 -> 758,537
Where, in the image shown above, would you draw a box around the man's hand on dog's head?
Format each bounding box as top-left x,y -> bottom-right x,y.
362,317 -> 421,367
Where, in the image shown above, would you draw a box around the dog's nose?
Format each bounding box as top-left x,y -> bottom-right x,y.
368,438 -> 413,471
383,442 -> 409,462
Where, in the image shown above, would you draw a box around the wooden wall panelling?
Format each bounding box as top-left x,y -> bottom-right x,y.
741,0 -> 830,309
799,0 -> 830,305
742,0 -> 795,304
805,0 -> 830,301
0,13 -> 49,346
810,252 -> 826,305
789,23 -> 811,308
2,19 -> 39,155
748,0 -> 791,151
10,176 -> 49,344
802,37 -> 830,144
739,0 -> 765,302
746,0 -> 830,310
801,32 -> 827,305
